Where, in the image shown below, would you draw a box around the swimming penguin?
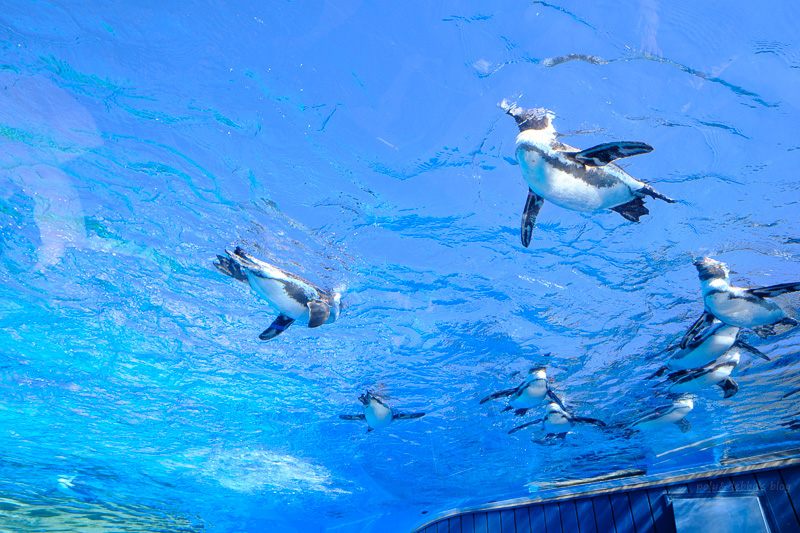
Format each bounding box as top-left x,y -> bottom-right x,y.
661,347 -> 745,399
648,319 -> 768,379
214,247 -> 342,340
480,365 -> 566,416
339,391 -> 425,433
629,395 -> 694,433
500,99 -> 675,247
508,401 -> 606,439
681,257 -> 800,346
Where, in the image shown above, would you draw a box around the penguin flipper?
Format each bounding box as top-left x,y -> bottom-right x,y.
214,253 -> 249,283
610,197 -> 649,222
680,311 -> 716,349
646,366 -> 669,380
259,314 -> 296,340
480,388 -> 517,404
735,340 -> 770,361
546,389 -> 567,411
575,416 -> 607,427
675,418 -> 691,433
394,412 -> 425,420
565,141 -> 653,166
339,414 -> 366,420
514,409 -> 529,416
747,282 -> 800,298
508,419 -> 542,434
307,300 -> 331,328
718,377 -> 739,399
521,189 -> 544,248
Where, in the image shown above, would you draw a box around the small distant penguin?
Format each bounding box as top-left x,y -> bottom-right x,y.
648,319 -> 768,378
629,395 -> 694,433
339,391 -> 425,433
662,347 -> 746,399
214,247 -> 342,340
479,365 -> 565,416
682,257 -> 800,346
508,401 -> 606,439
500,99 -> 675,247
55,476 -> 97,502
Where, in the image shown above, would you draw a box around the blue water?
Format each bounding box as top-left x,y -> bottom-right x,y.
1,0 -> 800,531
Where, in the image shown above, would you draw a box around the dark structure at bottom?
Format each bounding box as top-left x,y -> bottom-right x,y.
416,462 -> 800,532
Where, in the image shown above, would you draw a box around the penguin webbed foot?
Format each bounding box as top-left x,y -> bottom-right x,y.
675,418 -> 691,433
718,378 -> 739,399
752,325 -> 775,339
514,408 -> 529,416
610,197 -> 649,222
639,183 -> 676,204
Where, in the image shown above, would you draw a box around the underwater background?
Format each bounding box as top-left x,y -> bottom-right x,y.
1,0 -> 800,531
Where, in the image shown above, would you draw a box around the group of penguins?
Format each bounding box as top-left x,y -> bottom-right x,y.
213,100 -> 800,438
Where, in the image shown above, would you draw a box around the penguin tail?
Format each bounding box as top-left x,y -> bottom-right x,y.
638,184 -> 676,204
610,197 -> 649,222
214,253 -> 249,283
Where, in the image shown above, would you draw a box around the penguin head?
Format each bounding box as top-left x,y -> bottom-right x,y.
500,100 -> 553,132
528,366 -> 547,379
358,391 -> 374,405
670,393 -> 696,410
359,391 -> 387,408
694,257 -> 730,282
545,401 -> 566,415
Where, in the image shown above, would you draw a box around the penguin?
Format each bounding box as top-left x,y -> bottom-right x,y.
681,257 -> 800,346
661,347 -> 745,399
500,99 -> 675,247
339,391 -> 425,433
648,319 -> 768,379
214,247 -> 342,340
508,401 -> 606,439
479,365 -> 566,416
629,395 -> 694,433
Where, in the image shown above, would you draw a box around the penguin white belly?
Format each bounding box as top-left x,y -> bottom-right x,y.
543,414 -> 570,434
633,406 -> 691,430
670,327 -> 738,370
509,382 -> 547,409
246,273 -> 311,320
365,403 -> 393,430
705,294 -> 783,328
517,151 -> 635,212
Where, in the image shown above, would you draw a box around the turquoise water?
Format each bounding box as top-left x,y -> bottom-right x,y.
1,0 -> 800,531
